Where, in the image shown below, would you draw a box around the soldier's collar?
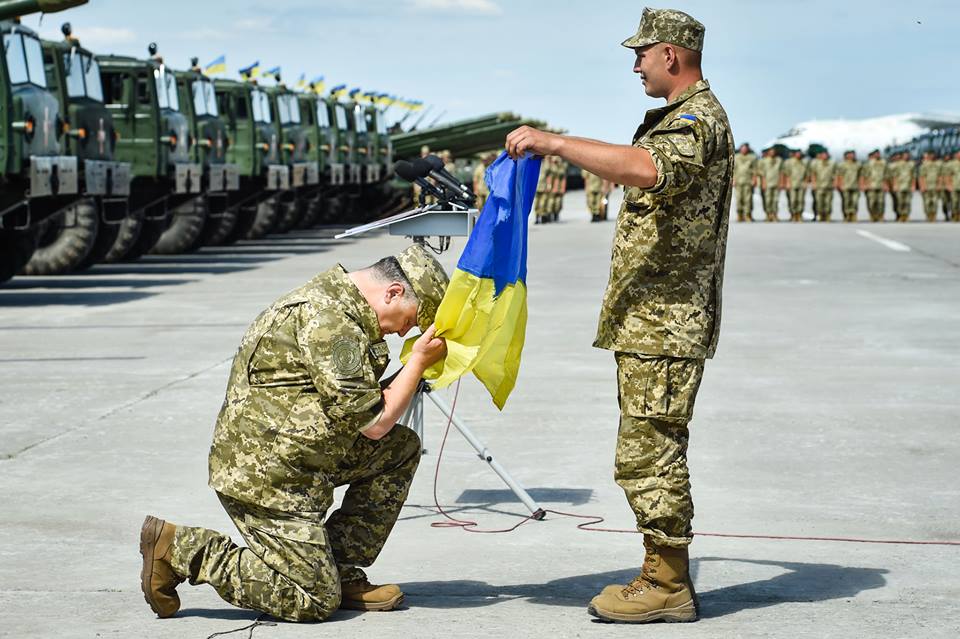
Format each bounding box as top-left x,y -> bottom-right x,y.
332,264 -> 383,342
663,79 -> 710,109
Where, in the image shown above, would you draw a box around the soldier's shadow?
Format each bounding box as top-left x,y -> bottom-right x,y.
400,556 -> 889,618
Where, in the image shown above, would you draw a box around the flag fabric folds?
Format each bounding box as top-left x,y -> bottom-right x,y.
238,60 -> 260,80
205,55 -> 226,76
402,151 -> 541,409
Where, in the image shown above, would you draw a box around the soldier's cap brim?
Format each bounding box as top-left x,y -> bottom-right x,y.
621,35 -> 659,49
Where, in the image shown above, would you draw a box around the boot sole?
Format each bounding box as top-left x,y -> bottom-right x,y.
340,593 -> 404,612
139,515 -> 167,618
587,600 -> 697,624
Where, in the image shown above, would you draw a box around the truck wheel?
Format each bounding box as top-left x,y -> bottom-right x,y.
0,230 -> 37,284
272,199 -> 301,234
150,198 -> 206,255
295,196 -> 323,229
222,203 -> 256,245
103,209 -> 145,263
21,200 -> 99,275
199,208 -> 239,247
77,216 -> 123,270
244,197 -> 279,240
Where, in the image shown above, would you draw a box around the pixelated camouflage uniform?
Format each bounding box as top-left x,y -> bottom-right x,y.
732,151 -> 756,221
807,158 -> 836,221
473,161 -> 489,211
168,266 -> 421,622
534,158 -> 551,221
918,158 -> 941,222
887,158 -> 915,221
595,79 -> 733,548
583,169 -> 608,219
941,157 -> 960,221
780,156 -> 808,221
835,158 -> 861,222
860,157 -> 888,222
755,155 -> 782,221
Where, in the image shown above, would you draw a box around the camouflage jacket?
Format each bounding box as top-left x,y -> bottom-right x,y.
473,162 -> 489,195
732,152 -> 756,186
755,156 -> 782,187
807,158 -> 835,189
781,157 -> 807,188
917,160 -> 941,191
860,159 -> 887,190
583,169 -> 605,193
595,79 -> 733,360
942,159 -> 960,190
835,160 -> 860,190
208,266 -> 389,512
886,160 -> 915,191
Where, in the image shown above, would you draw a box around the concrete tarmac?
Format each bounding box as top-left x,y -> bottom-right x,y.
1,191 -> 958,638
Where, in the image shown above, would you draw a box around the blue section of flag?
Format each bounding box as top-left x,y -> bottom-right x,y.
680,114 -> 697,121
456,152 -> 541,296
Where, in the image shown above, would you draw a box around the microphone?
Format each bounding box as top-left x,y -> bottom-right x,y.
412,158 -> 475,206
423,155 -> 475,202
395,160 -> 446,202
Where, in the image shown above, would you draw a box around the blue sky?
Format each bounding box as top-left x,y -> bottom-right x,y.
27,0 -> 960,150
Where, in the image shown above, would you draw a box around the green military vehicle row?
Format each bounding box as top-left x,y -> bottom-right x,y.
0,1 -> 398,284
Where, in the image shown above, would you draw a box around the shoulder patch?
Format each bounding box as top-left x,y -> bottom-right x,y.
680,114 -> 697,121
331,336 -> 363,377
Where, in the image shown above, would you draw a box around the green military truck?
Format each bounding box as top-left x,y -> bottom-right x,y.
97,46 -> 202,261
21,23 -> 132,275
0,1 -> 88,283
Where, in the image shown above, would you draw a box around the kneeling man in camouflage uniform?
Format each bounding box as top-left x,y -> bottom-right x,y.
507,8 -> 732,624
139,245 -> 448,622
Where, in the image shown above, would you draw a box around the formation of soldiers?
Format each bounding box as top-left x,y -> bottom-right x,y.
734,143 -> 960,223
533,156 -> 570,223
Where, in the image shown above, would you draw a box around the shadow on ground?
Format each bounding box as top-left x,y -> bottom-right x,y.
401,556 -> 889,619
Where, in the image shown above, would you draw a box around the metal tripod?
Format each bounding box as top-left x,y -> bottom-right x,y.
401,380 -> 545,519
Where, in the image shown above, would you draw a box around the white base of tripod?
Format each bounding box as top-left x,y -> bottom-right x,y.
402,383 -> 545,519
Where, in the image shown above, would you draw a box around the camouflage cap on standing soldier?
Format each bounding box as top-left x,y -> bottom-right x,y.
621,7 -> 705,52
395,244 -> 449,332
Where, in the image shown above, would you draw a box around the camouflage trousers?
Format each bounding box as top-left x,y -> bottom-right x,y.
168,425 -> 421,622
734,184 -> 753,220
475,192 -> 488,212
586,190 -> 603,215
922,191 -> 939,222
939,190 -> 952,220
534,191 -> 548,220
761,187 -> 780,221
614,352 -> 705,548
893,190 -> 912,220
813,189 -> 833,221
953,191 -> 960,222
840,189 -> 860,221
865,189 -> 886,222
786,187 -> 805,220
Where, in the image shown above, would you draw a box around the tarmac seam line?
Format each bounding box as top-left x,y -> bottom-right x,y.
855,230 -> 911,252
0,356 -> 233,461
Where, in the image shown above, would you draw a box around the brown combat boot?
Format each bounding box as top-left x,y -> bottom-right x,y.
589,539 -> 697,623
340,578 -> 404,611
139,515 -> 185,618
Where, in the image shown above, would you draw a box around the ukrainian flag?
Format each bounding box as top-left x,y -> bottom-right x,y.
402,151 -> 541,409
205,55 -> 226,76
238,60 -> 260,80
331,84 -> 348,99
296,73 -> 307,90
263,66 -> 281,80
311,76 -> 325,94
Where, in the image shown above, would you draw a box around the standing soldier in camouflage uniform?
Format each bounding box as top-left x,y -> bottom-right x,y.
834,150 -> 861,222
733,143 -> 757,222
944,150 -> 960,222
534,156 -> 552,224
781,149 -> 808,222
472,153 -> 492,211
583,168 -> 611,222
756,147 -> 782,222
860,150 -> 887,222
918,151 -> 941,222
507,7 -> 732,624
887,152 -> 915,222
551,157 -> 568,222
139,245 -> 449,622
808,150 -> 835,222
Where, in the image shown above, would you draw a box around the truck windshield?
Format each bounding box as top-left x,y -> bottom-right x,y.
278,94 -> 300,125
154,67 -> 179,111
63,52 -> 104,102
191,79 -> 218,117
251,89 -> 271,123
4,32 -> 47,87
316,101 -> 330,128
335,104 -> 347,130
353,104 -> 367,134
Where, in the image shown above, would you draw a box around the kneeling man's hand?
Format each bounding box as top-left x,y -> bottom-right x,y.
410,325 -> 446,368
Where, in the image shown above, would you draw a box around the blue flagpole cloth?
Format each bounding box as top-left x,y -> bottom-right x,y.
402,151 -> 542,409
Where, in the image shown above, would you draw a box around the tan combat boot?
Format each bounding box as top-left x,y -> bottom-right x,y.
340,578 -> 404,611
139,515 -> 185,618
588,540 -> 697,623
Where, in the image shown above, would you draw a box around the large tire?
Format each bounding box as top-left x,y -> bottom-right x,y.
77,217 -> 122,270
271,199 -> 301,234
150,198 -> 207,255
222,203 -> 257,245
244,197 -> 280,240
295,196 -> 323,229
0,229 -> 37,284
197,208 -> 239,247
21,200 -> 99,276
103,209 -> 145,263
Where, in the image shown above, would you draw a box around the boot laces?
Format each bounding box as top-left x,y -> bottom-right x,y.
622,552 -> 659,597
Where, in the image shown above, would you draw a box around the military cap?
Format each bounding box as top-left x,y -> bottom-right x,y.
621,7 -> 705,52
396,244 -> 449,332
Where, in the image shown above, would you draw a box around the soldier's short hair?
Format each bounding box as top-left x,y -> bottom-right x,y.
368,256 -> 418,302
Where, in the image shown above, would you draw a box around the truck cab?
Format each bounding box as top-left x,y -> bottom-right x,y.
267,85 -> 318,189
364,104 -> 391,184
175,67 -> 238,194
214,78 -> 288,190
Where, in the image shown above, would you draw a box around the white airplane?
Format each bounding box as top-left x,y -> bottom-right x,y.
768,113 -> 960,158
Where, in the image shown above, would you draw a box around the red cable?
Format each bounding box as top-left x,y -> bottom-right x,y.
428,383 -> 960,547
